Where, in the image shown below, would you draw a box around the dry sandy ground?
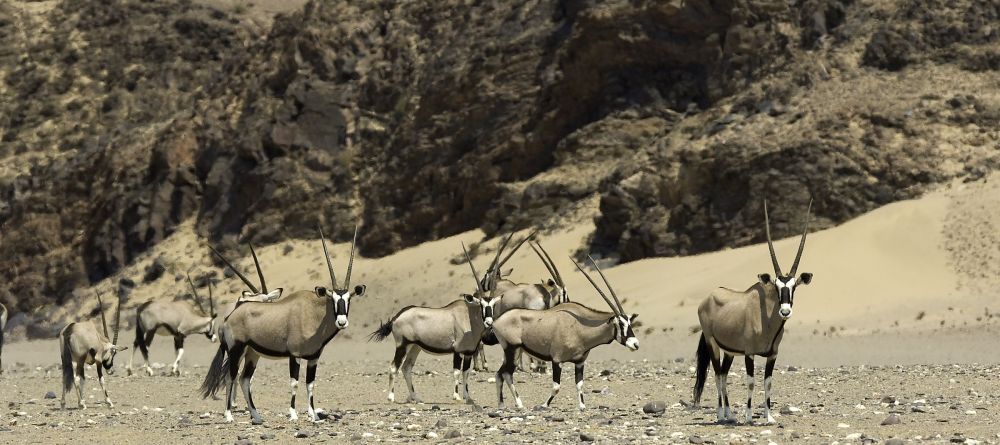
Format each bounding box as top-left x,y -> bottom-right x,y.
3,177 -> 1000,443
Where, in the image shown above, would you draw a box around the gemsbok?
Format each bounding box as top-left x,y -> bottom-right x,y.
200,226 -> 365,424
0,302 -> 6,374
490,256 -> 639,410
692,200 -> 813,424
60,293 -> 128,409
369,242 -> 498,405
127,274 -> 218,377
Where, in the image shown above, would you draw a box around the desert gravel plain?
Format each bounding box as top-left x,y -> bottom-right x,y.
2,331 -> 1000,445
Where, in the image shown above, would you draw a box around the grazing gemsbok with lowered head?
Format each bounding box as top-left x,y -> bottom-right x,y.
369,242 -> 498,405
60,293 -> 128,409
200,226 -> 366,424
128,274 -> 218,377
692,200 -> 813,424
490,256 -> 639,410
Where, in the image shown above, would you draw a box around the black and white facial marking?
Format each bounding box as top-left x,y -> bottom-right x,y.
759,273 -> 813,320
614,314 -> 639,351
462,293 -> 499,328
101,346 -> 126,375
317,285 -> 366,329
205,318 -> 218,342
547,279 -> 570,304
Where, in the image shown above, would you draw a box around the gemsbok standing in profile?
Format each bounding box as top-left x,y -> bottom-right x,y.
369,242 -> 498,405
60,293 -> 128,409
478,239 -> 571,372
127,274 -> 218,377
0,302 -> 6,374
692,200 -> 813,424
490,256 -> 639,410
200,226 -> 366,424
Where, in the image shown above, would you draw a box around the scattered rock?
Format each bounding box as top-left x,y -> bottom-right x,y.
445,430 -> 462,439
881,414 -> 902,425
642,401 -> 666,415
43,392 -> 55,399
434,418 -> 447,428
259,433 -> 276,440
424,432 -> 439,439
235,439 -> 253,445
780,405 -> 801,415
294,430 -> 312,438
689,436 -> 704,444
580,433 -> 595,442
885,439 -> 905,445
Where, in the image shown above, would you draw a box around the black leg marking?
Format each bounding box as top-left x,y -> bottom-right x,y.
764,358 -> 776,409
745,355 -> 754,409
226,343 -> 246,415
545,362 -> 561,407
290,359 -> 300,414
575,363 -> 585,408
306,363 -> 317,413
173,336 -> 185,350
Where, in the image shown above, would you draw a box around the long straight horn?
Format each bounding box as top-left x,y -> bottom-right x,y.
208,280 -> 216,316
788,199 -> 813,277
318,224 -> 338,291
570,257 -> 620,316
96,293 -> 109,339
461,242 -> 485,294
112,297 -> 122,346
534,240 -> 563,286
486,233 -> 514,285
208,245 -> 260,294
587,255 -> 625,315
345,223 -> 359,290
248,243 -> 267,294
529,243 -> 558,284
763,200 -> 784,278
497,229 -> 538,269
186,273 -> 207,314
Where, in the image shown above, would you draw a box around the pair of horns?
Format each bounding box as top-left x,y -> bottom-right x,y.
318,224 -> 359,292
461,242 -> 487,296
529,240 -> 563,287
209,243 -> 269,295
763,199 -> 812,278
187,273 -> 216,317
96,292 -> 123,346
571,256 -> 625,317
482,230 -> 538,290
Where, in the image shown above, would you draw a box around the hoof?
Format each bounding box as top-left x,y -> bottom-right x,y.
453,393 -> 463,401
224,411 -> 234,423
387,393 -> 395,403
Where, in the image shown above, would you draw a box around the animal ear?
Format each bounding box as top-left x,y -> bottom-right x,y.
270,288 -> 283,298
798,272 -> 813,285
117,346 -> 129,352
758,273 -> 771,284
353,284 -> 366,297
242,290 -> 255,298
503,267 -> 513,277
462,293 -> 475,304
547,278 -> 556,286
315,287 -> 327,297
630,313 -> 638,322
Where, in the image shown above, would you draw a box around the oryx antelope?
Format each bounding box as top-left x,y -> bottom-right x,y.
490,256 -> 639,410
200,226 -> 366,424
369,242 -> 498,405
692,200 -> 813,424
490,240 -> 571,372
128,274 -> 218,377
59,294 -> 128,409
0,302 -> 6,374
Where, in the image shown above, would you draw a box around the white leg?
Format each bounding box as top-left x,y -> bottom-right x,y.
745,375 -> 754,424
74,367 -> 86,410
306,359 -> 320,422
289,378 -> 299,421
127,346 -> 136,376
575,363 -> 586,411
402,346 -> 421,403
171,348 -> 185,376
715,376 -> 726,422
721,374 -> 733,420
387,363 -> 398,402
99,374 -> 113,408
452,368 -> 462,401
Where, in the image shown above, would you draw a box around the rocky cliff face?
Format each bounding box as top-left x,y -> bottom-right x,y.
0,0 -> 997,314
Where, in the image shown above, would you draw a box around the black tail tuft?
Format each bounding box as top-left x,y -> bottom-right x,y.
368,319 -> 393,342
60,327 -> 74,394
693,333 -> 711,405
200,344 -> 230,399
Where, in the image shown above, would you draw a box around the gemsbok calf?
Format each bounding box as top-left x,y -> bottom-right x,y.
200,226 -> 365,424
490,256 -> 639,410
128,274 -> 218,377
369,242 -> 498,405
60,294 -> 128,409
692,200 -> 813,424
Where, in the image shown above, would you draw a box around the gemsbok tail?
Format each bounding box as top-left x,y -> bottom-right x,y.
368,306 -> 415,342
200,343 -> 229,399
693,333 -> 711,405
368,319 -> 393,342
60,327 -> 74,394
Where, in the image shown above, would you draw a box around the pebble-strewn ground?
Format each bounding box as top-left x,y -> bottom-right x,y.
2,341 -> 998,444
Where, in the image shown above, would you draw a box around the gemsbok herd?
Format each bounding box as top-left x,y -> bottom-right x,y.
0,201 -> 814,426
